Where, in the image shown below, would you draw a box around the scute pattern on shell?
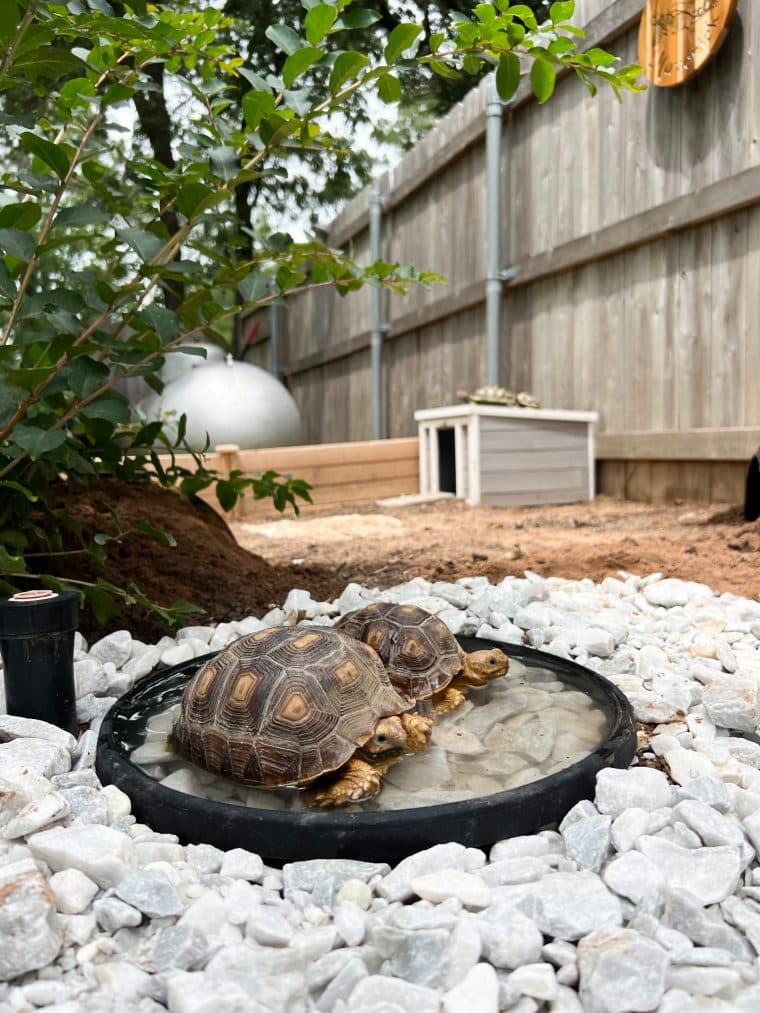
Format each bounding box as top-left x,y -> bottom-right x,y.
336,601 -> 463,701
172,626 -> 410,787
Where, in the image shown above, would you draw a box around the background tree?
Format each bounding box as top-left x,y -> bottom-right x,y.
19,1 -> 555,268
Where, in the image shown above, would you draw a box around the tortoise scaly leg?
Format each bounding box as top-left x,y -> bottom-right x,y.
312,757 -> 386,807
431,684 -> 468,716
400,712 -> 433,752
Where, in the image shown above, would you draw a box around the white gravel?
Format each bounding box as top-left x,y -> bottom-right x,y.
2,570 -> 760,1010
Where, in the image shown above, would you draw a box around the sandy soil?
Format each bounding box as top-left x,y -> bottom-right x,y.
233,496 -> 760,601
45,480 -> 757,642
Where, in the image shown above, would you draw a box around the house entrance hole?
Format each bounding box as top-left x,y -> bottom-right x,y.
437,427 -> 456,494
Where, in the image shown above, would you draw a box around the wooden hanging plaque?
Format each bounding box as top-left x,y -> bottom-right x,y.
638,0 -> 738,87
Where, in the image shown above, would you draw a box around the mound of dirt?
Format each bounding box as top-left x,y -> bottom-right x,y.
36,480 -> 344,642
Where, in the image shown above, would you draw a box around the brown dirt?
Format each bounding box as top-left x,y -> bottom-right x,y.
35,481 -> 759,642
233,496 -> 760,605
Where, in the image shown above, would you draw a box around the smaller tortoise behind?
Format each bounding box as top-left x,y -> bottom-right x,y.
336,601 -> 509,715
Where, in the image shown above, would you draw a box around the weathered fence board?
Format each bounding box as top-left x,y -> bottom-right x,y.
234,1 -> 758,504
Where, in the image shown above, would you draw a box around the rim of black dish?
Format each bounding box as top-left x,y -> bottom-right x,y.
96,637 -> 637,864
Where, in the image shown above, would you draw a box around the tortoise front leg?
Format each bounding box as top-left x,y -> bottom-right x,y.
400,712 -> 433,752
311,756 -> 395,808
431,681 -> 469,716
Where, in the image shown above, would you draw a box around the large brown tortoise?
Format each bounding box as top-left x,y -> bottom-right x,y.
336,601 -> 509,715
171,625 -> 433,807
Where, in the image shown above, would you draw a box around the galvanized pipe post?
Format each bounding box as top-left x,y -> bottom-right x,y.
269,298 -> 282,382
485,81 -> 504,388
369,186 -> 386,440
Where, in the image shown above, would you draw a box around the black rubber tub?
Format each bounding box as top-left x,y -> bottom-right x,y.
96,637 -> 636,865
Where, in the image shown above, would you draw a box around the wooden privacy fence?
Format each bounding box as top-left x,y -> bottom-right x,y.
173,438 -> 419,520
238,0 -> 760,504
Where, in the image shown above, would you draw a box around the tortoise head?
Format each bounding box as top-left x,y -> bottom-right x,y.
461,647 -> 509,686
362,715 -> 407,756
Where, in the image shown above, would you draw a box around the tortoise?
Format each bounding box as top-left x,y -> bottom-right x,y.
456,386 -> 541,409
336,602 -> 509,716
170,625 -> 433,808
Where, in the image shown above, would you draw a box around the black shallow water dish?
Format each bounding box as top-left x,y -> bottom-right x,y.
96,638 -> 636,865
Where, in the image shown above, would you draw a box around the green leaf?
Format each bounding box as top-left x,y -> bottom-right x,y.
116,227 -> 163,262
238,68 -> 269,91
59,77 -> 97,110
53,204 -> 111,229
12,425 -> 67,457
0,228 -> 36,260
496,51 -> 521,101
377,73 -> 401,103
19,132 -> 70,180
530,58 -> 556,103
144,372 -> 163,396
215,479 -> 238,512
209,147 -> 239,181
462,54 -> 482,76
7,365 -> 56,389
79,392 -> 131,423
13,48 -> 84,83
549,1 -> 575,23
305,4 -> 336,45
166,598 -> 202,617
509,5 -> 538,30
0,377 -> 24,423
338,8 -> 380,29
0,262 -> 15,300
0,545 -> 26,576
1,530 -> 29,551
134,521 -> 177,548
384,24 -> 423,65
238,270 -> 269,303
86,585 -> 121,625
0,202 -> 41,231
101,82 -> 135,107
429,58 -> 462,81
474,4 -> 495,22
583,47 -> 618,68
329,50 -> 369,93
0,1 -> 18,46
282,47 -> 323,88
0,480 -> 37,502
67,355 -> 110,398
242,89 -> 276,130
547,36 -> 576,55
140,304 -> 178,342
176,182 -> 213,219
265,24 -> 301,56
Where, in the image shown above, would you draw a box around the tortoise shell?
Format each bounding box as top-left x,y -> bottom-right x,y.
336,602 -> 463,701
171,626 -> 410,787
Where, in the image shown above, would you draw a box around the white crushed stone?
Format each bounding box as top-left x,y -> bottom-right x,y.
2,572 -> 760,1008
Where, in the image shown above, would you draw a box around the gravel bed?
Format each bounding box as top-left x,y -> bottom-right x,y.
3,570 -> 760,1012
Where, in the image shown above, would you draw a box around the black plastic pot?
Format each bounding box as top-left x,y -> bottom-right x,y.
0,590 -> 80,736
745,451 -> 760,522
96,637 -> 636,865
